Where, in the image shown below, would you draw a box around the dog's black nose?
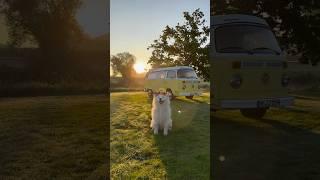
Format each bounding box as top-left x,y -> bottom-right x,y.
159,98 -> 162,101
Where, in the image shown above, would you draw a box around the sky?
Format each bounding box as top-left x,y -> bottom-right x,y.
0,0 -> 108,45
0,0 -> 210,73
76,0 -> 109,37
110,0 -> 209,73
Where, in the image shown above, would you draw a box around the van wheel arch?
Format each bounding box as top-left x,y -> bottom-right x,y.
240,108 -> 268,119
186,95 -> 194,99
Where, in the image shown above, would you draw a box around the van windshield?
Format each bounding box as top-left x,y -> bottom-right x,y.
177,69 -> 197,79
215,24 -> 281,54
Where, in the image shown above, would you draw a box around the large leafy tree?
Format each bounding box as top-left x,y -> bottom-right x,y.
212,0 -> 320,66
111,52 -> 136,83
147,9 -> 210,80
0,0 -> 83,54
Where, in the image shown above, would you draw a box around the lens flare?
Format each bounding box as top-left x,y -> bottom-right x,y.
133,63 -> 145,74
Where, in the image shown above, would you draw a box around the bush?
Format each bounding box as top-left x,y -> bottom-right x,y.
0,48 -> 109,96
288,71 -> 320,92
0,81 -> 107,97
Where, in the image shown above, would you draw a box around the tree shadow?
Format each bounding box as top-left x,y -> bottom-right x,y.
153,98 -> 210,179
190,98 -> 206,104
172,97 -> 206,104
293,94 -> 320,101
212,112 -> 320,180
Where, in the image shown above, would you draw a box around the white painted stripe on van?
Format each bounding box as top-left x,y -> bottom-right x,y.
219,97 -> 294,109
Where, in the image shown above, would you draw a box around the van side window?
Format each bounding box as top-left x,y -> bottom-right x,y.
159,71 -> 165,79
148,71 -> 165,79
167,70 -> 176,79
148,72 -> 157,79
177,69 -> 198,79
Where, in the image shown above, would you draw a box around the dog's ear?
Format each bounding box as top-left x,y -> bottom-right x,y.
166,92 -> 171,97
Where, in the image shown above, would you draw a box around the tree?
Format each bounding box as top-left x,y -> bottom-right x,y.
0,0 -> 83,55
147,9 -> 210,80
0,0 -> 84,79
110,52 -> 136,84
212,0 -> 320,66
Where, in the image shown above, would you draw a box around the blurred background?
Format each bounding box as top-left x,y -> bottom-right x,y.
0,1 -> 109,179
0,0 -> 109,97
211,0 -> 320,95
211,1 -> 320,180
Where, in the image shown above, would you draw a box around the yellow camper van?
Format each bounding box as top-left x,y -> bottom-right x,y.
211,14 -> 294,118
144,66 -> 202,99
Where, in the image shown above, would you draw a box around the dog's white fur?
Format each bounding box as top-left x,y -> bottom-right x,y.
150,93 -> 172,136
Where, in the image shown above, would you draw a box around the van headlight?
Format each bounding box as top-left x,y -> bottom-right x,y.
230,75 -> 242,89
282,74 -> 290,87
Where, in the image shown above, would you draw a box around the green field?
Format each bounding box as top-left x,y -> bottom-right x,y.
212,93 -> 320,179
110,92 -> 210,179
0,95 -> 108,179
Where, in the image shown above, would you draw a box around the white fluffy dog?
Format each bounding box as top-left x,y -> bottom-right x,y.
150,92 -> 172,136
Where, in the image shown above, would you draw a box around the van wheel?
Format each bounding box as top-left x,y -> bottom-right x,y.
186,96 -> 194,99
240,108 -> 267,119
147,89 -> 153,99
166,89 -> 174,100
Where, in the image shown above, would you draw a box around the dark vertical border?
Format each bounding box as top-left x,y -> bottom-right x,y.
210,0 -> 214,179
106,0 -> 110,179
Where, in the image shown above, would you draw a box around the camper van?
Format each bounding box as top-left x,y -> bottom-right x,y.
211,14 -> 294,118
144,66 -> 202,99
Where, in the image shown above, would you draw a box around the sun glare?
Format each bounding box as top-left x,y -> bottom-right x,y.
133,63 -> 145,74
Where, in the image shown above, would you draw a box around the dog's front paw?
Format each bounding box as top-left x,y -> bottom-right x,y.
164,128 -> 168,136
153,129 -> 158,135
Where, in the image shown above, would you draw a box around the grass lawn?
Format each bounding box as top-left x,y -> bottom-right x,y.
212,93 -> 320,180
0,95 -> 108,179
110,92 -> 210,179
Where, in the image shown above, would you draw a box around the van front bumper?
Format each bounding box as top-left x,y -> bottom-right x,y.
217,96 -> 294,109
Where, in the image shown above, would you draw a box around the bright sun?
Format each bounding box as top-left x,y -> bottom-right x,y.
133,63 -> 145,74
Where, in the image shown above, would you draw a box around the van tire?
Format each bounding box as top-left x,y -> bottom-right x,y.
240,108 -> 267,119
186,96 -> 194,99
147,89 -> 153,99
166,89 -> 174,100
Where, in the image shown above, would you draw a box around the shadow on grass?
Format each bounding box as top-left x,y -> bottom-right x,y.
0,96 -> 108,179
284,107 -> 309,114
293,95 -> 320,100
173,97 -> 206,104
153,97 -> 210,179
190,98 -> 206,104
147,96 -> 207,105
212,112 -> 320,180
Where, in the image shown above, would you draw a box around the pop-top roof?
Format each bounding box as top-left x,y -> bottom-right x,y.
211,14 -> 268,27
149,66 -> 193,72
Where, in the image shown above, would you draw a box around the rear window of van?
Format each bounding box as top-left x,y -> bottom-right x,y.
177,69 -> 197,79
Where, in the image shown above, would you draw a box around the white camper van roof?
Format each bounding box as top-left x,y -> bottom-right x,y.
149,66 -> 193,72
211,14 -> 268,27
